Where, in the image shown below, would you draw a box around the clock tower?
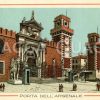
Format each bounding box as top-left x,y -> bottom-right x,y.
50,15 -> 74,76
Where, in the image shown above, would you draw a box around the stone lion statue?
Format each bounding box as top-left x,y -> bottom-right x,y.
10,57 -> 20,80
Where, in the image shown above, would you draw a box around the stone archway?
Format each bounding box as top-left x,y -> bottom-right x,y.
25,47 -> 38,77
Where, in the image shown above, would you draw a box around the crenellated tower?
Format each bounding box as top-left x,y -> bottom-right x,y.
86,32 -> 100,80
50,14 -> 74,76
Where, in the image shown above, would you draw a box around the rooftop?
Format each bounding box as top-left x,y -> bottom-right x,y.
72,54 -> 87,59
88,32 -> 99,37
20,11 -> 43,31
54,14 -> 70,22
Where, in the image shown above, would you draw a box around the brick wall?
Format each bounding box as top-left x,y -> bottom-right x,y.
97,47 -> 100,70
0,28 -> 17,82
88,51 -> 95,70
64,58 -> 70,68
45,41 -> 62,78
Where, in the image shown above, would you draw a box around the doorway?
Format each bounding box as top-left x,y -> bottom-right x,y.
27,71 -> 29,83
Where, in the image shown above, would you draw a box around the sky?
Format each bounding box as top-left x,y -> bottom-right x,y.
0,8 -> 100,56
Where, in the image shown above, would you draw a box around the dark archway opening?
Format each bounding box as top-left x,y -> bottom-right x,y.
0,39 -> 4,54
26,48 -> 38,77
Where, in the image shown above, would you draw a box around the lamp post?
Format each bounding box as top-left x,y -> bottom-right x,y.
52,58 -> 56,78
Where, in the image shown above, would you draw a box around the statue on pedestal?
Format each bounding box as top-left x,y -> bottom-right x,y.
10,57 -> 20,80
22,17 -> 26,23
9,57 -> 22,85
10,58 -> 17,80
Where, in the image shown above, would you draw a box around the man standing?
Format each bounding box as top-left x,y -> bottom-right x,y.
2,83 -> 5,92
96,79 -> 100,91
61,84 -> 63,92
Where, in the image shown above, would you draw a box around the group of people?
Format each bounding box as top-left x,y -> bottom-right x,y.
59,83 -> 77,92
0,83 -> 5,92
59,84 -> 63,92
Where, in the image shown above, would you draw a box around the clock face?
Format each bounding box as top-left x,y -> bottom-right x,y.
65,47 -> 69,52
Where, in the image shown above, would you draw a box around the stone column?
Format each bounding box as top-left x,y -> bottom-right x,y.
22,43 -> 26,62
38,67 -> 41,78
38,57 -> 42,78
38,42 -> 46,78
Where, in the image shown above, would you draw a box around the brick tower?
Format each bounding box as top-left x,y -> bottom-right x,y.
50,15 -> 74,76
86,32 -> 100,80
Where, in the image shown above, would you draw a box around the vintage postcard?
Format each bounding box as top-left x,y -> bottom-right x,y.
0,0 -> 100,100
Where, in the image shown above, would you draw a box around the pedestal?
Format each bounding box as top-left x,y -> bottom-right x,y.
8,79 -> 22,85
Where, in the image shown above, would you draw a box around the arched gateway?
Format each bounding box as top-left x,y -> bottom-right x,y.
25,47 -> 38,77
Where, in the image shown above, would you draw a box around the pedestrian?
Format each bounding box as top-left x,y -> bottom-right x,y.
0,84 -> 3,91
96,79 -> 100,91
59,84 -> 61,92
61,84 -> 63,92
0,84 -> 2,91
96,83 -> 100,91
2,83 -> 5,92
73,83 -> 77,91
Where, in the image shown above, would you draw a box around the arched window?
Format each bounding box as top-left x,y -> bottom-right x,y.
0,39 -> 4,54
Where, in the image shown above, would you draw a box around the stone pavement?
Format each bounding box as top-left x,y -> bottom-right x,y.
0,81 -> 99,93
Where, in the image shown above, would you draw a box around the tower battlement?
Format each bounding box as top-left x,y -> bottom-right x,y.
46,40 -> 58,48
0,27 -> 16,39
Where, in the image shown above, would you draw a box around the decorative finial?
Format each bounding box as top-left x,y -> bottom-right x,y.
97,26 -> 99,34
31,10 -> 34,20
22,17 -> 26,23
66,9 -> 67,16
